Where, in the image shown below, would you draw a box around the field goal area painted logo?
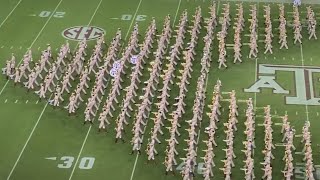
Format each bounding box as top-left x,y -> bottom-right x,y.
245,64 -> 320,106
62,26 -> 105,41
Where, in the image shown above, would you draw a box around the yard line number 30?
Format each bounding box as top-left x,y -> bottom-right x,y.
121,14 -> 147,21
57,156 -> 95,169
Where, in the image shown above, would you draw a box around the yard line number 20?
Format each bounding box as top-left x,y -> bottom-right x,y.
57,156 -> 95,169
39,11 -> 66,18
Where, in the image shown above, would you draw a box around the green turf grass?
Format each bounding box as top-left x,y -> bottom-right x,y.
1,0 -> 320,180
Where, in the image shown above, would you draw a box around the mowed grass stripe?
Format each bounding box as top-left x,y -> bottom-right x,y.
128,0 -> 183,179
1,0 -> 320,180
130,1 -> 218,180
3,0 -> 145,180
67,0 -> 103,179
69,0 -> 185,179
68,0 -> 151,179
0,0 -> 64,97
5,0 -> 67,179
0,0 -> 67,178
0,0 -> 66,89
0,2 -> 107,179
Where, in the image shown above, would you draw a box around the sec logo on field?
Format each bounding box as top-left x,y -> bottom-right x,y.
62,26 -> 105,41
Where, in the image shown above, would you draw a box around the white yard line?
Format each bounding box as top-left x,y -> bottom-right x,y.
124,0 -> 143,40
68,126 -> 92,180
172,0 -> 182,26
5,0 -> 102,180
0,0 -> 23,29
254,58 -> 258,109
69,0 -> 144,179
65,0 -> 106,179
195,74 -> 211,152
129,1 -> 191,179
300,44 -> 310,122
254,1 -> 260,110
6,0 -> 65,179
129,114 -> 151,180
0,0 -> 63,97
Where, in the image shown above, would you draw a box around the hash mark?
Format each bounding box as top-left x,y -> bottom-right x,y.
38,47 -> 40,50
317,112 -> 319,116
226,44 -> 234,47
26,100 -> 28,104
10,46 -> 13,49
273,57 -> 276,60
19,46 -> 22,49
4,99 -> 7,103
36,100 -> 39,104
296,111 -> 298,115
45,157 -> 57,160
285,111 -> 287,115
275,143 -> 286,146
15,100 -> 18,103
292,57 -> 294,61
1,45 -> 4,48
311,58 -> 313,61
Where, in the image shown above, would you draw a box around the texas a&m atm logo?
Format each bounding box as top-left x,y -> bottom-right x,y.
245,64 -> 320,105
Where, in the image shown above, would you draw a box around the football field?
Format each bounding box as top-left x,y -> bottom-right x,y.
0,0 -> 320,180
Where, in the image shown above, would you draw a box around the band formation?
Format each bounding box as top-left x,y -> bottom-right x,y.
1,1 -> 317,180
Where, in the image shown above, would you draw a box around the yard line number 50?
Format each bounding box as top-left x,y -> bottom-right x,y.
57,156 -> 95,169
